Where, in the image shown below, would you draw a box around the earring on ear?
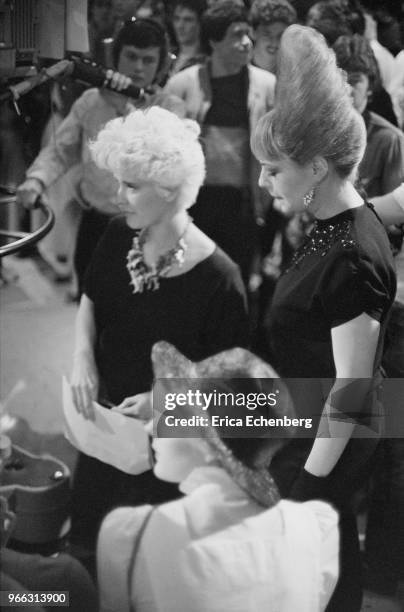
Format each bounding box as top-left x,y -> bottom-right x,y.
303,187 -> 315,208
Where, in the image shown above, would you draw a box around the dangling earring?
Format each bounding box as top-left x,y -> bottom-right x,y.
303,188 -> 315,208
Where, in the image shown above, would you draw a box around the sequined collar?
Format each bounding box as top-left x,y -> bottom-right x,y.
286,207 -> 360,272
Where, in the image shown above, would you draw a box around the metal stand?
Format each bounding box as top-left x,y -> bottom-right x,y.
0,190 -> 55,258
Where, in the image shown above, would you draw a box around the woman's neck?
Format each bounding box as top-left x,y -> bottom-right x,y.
143,210 -> 190,263
312,179 -> 364,220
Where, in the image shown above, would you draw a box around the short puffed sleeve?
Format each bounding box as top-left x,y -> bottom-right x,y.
319,247 -> 395,328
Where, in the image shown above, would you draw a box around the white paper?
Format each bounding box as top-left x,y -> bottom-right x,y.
62,377 -> 151,475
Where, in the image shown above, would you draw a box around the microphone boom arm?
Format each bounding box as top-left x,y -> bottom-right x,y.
0,58 -> 146,106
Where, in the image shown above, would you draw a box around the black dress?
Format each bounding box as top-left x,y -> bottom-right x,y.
71,217 -> 249,547
266,203 -> 396,612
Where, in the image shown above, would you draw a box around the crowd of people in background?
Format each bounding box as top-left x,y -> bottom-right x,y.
2,1 -> 404,611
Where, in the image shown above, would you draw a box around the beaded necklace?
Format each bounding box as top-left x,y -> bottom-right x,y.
126,218 -> 191,293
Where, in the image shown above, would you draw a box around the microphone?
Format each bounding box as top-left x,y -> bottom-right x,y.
0,57 -> 150,106
67,57 -> 150,99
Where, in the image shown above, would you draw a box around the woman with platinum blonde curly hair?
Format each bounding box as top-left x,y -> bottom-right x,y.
252,25 -> 396,611
69,106 -> 249,551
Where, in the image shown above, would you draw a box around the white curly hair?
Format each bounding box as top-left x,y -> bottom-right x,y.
90,106 -> 206,209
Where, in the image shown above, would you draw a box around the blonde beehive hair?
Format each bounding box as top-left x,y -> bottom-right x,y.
251,25 -> 366,178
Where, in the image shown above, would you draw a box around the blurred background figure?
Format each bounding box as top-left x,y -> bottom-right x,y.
169,0 -> 207,74
248,0 -> 297,346
372,6 -> 403,57
88,0 -> 116,66
307,2 -> 399,121
165,0 -> 275,286
250,0 -> 297,74
333,34 -> 404,198
15,18 -> 183,297
363,8 -> 396,95
306,0 -> 352,44
111,0 -> 141,25
135,0 -> 168,25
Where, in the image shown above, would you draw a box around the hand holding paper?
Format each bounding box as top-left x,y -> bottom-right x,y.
62,377 -> 151,475
113,391 -> 152,420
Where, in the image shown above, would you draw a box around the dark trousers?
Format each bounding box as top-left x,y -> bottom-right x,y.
363,302 -> 404,594
326,513 -> 363,612
364,438 -> 404,594
73,208 -> 111,296
190,185 -> 257,284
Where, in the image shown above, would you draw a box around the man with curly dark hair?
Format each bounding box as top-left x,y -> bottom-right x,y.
250,0 -> 296,73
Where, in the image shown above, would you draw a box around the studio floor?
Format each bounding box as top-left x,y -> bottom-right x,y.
0,254 -> 78,471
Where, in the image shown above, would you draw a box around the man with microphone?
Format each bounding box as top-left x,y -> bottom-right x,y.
16,18 -> 184,294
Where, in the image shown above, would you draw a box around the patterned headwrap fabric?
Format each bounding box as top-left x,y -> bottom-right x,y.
151,340 -> 279,380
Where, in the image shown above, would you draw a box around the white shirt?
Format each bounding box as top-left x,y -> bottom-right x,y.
370,39 -> 396,92
390,51 -> 404,128
393,183 -> 404,210
97,466 -> 339,612
390,50 -> 404,94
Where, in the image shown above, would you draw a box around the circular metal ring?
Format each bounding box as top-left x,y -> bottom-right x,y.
0,195 -> 55,258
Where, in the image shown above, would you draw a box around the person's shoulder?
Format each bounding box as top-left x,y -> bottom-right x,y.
300,499 -> 338,527
353,203 -> 394,244
99,504 -> 153,540
154,497 -> 186,520
393,183 -> 404,210
175,63 -> 202,78
93,215 -> 130,250
200,247 -> 243,282
326,205 -> 395,279
105,215 -> 128,233
69,87 -> 107,119
395,49 -> 404,71
277,499 -> 338,534
75,87 -> 103,107
368,111 -> 404,140
167,63 -> 202,87
248,64 -> 276,87
330,203 -> 387,241
149,89 -> 186,117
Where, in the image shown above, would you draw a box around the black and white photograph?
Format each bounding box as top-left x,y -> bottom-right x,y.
1,1 -> 404,610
